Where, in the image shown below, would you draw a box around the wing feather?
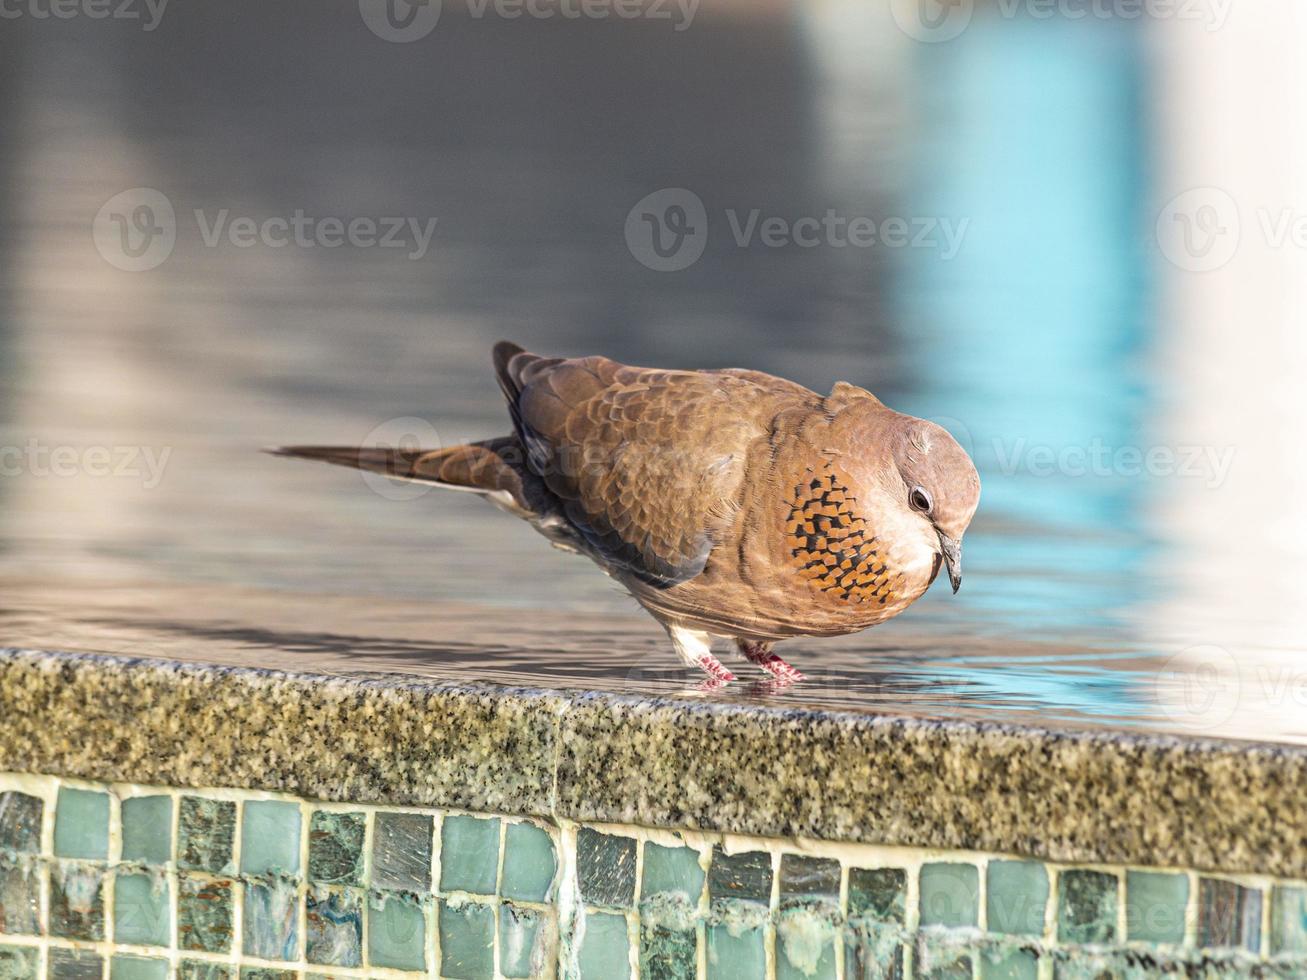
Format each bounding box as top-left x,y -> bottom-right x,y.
492,344 -> 810,587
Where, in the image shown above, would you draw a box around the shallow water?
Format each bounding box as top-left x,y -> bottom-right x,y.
0,2 -> 1304,743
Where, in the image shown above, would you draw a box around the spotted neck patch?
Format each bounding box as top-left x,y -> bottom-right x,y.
785,466 -> 896,604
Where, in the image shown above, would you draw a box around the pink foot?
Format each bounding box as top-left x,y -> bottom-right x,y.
736,640 -> 806,683
696,654 -> 737,683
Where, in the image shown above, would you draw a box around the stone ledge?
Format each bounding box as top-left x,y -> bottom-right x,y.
3,647 -> 1306,878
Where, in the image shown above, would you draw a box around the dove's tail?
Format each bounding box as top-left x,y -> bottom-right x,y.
267,437 -> 539,516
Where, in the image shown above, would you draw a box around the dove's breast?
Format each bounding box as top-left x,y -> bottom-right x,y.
630,452 -> 939,641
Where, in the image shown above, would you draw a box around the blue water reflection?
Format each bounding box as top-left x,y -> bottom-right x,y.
896,13 -> 1156,637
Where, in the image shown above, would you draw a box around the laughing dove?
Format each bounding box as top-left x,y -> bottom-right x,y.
275,342 -> 980,684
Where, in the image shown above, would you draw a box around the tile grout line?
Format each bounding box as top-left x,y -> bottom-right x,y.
630,833 -> 645,980
493,815 -> 508,980
430,808 -> 442,979
836,861 -> 849,980
299,798 -> 312,975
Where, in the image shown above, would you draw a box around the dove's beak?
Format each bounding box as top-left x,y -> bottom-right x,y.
938,534 -> 962,594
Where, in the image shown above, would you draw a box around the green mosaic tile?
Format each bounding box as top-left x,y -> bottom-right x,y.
501,821 -> 557,902
178,875 -> 234,952
307,810 -> 365,886
438,899 -> 494,979
916,938 -> 972,979
120,796 -> 172,866
577,828 -> 637,909
777,906 -> 837,980
920,863 -> 979,929
500,903 -> 553,978
243,877 -> 299,961
0,944 -> 37,980
641,840 -> 702,957
239,971 -> 296,980
1271,884 -> 1307,955
114,872 -> 171,946
49,863 -> 105,940
579,910 -> 631,980
178,797 -> 236,874
177,963 -> 231,980
642,842 -> 705,904
440,815 -> 500,896
707,922 -> 765,979
848,867 -> 907,923
370,893 -> 427,971
110,955 -> 168,980
0,859 -> 41,935
641,920 -> 697,980
987,860 -> 1048,936
373,811 -> 433,893
306,887 -> 363,967
0,793 -> 43,854
845,922 -> 905,979
178,962 -> 233,980
1126,870 -> 1188,945
980,948 -> 1039,980
241,800 -> 301,877
1057,869 -> 1119,945
48,948 -> 102,980
53,788 -> 109,860
708,846 -> 772,905
779,854 -> 840,901
1198,877 -> 1261,952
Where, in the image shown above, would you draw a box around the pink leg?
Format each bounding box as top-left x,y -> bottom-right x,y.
696,654 -> 737,686
736,640 -> 806,682
666,624 -> 736,684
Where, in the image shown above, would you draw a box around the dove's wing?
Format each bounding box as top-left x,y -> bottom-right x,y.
493,343 -> 813,588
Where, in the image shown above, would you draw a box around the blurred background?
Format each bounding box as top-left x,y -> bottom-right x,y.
1,0 -> 1304,738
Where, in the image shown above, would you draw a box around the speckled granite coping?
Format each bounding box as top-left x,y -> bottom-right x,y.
3,647 -> 1306,880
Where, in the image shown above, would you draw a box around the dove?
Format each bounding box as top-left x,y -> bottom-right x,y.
274,342 -> 980,684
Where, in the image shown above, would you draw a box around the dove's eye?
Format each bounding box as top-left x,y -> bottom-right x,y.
909,486 -> 933,513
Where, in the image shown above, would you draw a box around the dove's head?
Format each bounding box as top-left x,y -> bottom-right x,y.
889,419 -> 980,593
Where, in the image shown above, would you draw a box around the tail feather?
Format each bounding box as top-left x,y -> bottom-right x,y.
268,437 -> 535,512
